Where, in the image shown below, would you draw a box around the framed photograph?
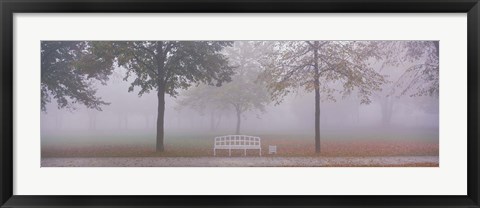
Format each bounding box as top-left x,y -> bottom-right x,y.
1,0 -> 479,207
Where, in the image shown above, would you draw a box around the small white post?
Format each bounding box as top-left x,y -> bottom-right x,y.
229,148 -> 231,156
244,148 -> 246,156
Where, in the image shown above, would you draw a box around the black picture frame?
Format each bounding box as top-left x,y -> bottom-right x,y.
1,0 -> 479,207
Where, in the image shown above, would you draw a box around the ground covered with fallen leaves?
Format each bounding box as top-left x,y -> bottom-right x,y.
41,131 -> 438,167
42,139 -> 438,158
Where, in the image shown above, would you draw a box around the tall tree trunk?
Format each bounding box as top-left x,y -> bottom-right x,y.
124,114 -> 128,129
156,87 -> 165,152
145,115 -> 150,129
88,115 -> 93,130
118,115 -> 122,129
88,112 -> 95,130
92,114 -> 96,130
380,97 -> 394,127
210,110 -> 215,131
235,108 -> 241,135
156,41 -> 166,152
55,114 -> 62,129
215,114 -> 222,129
355,104 -> 360,124
313,41 -> 321,153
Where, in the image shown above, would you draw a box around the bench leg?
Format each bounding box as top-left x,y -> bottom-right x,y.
244,149 -> 246,156
214,148 -> 216,157
259,148 -> 262,156
229,149 -> 231,156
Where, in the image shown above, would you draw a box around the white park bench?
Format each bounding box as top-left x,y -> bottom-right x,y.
214,135 -> 261,156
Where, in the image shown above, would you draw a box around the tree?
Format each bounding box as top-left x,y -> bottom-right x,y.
177,41 -> 270,134
374,41 -> 439,126
260,41 -> 385,153
224,74 -> 270,135
41,41 -> 114,112
381,41 -> 439,97
93,41 -> 234,151
176,84 -> 228,131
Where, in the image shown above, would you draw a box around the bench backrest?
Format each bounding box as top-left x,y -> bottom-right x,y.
214,135 -> 261,147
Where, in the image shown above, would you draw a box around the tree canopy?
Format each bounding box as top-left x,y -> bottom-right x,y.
41,41 -> 114,112
177,41 -> 270,134
379,41 -> 439,97
94,41 -> 235,97
260,41 -> 385,104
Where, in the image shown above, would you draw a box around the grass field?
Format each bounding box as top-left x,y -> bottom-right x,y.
41,128 -> 438,158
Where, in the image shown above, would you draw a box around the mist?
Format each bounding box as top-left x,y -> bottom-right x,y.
41,41 -> 438,150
